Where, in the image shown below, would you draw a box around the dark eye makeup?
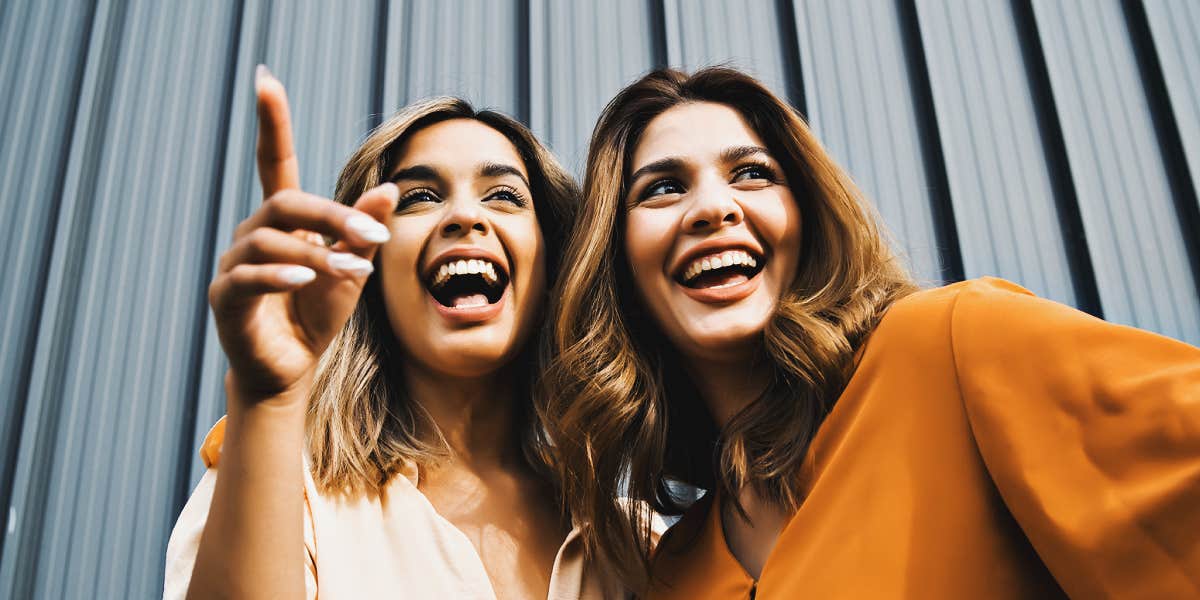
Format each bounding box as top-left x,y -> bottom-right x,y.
396,188 -> 440,211
633,160 -> 779,204
394,185 -> 529,213
486,185 -> 529,208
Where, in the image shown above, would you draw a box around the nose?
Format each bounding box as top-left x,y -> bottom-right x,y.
439,198 -> 489,237
683,185 -> 743,233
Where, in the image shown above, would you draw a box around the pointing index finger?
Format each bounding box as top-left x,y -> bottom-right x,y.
255,64 -> 300,198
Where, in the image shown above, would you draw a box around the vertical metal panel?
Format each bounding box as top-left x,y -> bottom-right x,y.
0,1 -> 242,597
1033,0 -> 1200,343
662,0 -> 794,101
915,0 -> 1077,305
529,0 -> 659,174
795,0 -> 945,283
1144,0 -> 1200,192
0,0 -> 96,547
383,0 -> 525,118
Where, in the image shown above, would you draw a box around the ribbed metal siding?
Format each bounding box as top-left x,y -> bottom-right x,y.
797,0 -> 946,283
1,1 -> 1196,597
1033,0 -> 1199,342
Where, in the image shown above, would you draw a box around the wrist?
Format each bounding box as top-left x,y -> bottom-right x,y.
224,370 -> 312,415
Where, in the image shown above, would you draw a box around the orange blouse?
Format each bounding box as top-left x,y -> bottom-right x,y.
647,278 -> 1200,599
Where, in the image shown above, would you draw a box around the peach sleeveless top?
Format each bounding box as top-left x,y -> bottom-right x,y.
165,419 -> 627,599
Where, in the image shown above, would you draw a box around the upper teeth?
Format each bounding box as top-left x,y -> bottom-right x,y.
431,258 -> 500,288
681,250 -> 757,282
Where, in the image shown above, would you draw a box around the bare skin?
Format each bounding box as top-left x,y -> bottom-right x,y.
410,370 -> 566,598
190,67 -> 564,600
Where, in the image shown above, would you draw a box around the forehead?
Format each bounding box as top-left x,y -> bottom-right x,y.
391,118 -> 528,176
630,102 -> 766,169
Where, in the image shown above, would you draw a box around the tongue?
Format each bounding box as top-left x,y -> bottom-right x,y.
692,271 -> 748,289
451,293 -> 490,308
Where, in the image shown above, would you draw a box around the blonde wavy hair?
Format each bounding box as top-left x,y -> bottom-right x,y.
307,97 -> 579,495
537,67 -> 918,588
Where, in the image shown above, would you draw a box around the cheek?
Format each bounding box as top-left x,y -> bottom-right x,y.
623,210 -> 672,287
752,190 -> 802,265
503,217 -> 547,296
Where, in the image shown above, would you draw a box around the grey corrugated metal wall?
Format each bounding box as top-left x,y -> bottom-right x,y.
0,0 -> 1196,597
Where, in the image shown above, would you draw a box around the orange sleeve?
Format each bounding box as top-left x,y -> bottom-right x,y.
950,278 -> 1200,598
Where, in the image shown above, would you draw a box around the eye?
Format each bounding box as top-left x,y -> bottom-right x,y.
731,163 -> 777,184
640,178 -> 685,200
485,186 -> 528,207
396,188 -> 440,211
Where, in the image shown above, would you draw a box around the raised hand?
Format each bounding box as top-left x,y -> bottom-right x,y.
207,65 -> 398,405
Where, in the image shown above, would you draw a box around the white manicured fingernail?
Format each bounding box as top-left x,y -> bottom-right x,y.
280,266 -> 316,285
255,64 -> 274,90
346,215 -> 390,243
379,182 -> 399,201
327,252 -> 375,275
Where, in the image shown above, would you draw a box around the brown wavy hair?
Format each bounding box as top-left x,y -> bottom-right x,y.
307,97 -> 579,495
536,67 -> 918,588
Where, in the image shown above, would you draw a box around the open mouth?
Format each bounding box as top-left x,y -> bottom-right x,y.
426,258 -> 509,309
675,249 -> 764,290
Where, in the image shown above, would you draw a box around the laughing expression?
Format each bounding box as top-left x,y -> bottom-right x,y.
381,119 -> 546,378
623,102 -> 802,364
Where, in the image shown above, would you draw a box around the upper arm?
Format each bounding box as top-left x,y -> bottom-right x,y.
950,278 -> 1200,597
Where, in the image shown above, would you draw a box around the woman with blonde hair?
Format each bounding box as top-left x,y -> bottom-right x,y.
540,66 -> 1200,598
165,66 -> 613,599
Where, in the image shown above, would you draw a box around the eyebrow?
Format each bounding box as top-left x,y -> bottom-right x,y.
478,162 -> 530,188
386,164 -> 440,185
385,162 -> 530,188
628,145 -> 772,183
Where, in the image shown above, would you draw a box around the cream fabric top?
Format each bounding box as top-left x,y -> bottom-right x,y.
164,418 -> 631,599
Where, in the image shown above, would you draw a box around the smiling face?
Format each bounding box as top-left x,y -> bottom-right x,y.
380,118 -> 546,378
623,102 -> 802,364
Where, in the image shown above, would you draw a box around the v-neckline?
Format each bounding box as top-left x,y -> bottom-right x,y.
392,466 -> 579,600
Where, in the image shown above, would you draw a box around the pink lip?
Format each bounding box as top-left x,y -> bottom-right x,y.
429,285 -> 508,325
676,271 -> 761,304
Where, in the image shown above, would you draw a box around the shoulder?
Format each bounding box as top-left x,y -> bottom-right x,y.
877,277 -> 1096,350
857,278 -> 1018,356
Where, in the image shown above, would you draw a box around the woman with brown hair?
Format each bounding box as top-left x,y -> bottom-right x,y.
164,67 -> 613,599
540,66 -> 1200,598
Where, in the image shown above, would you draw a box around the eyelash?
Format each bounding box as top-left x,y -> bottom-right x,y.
637,161 -> 779,202
397,188 -> 438,211
486,185 -> 528,207
394,186 -> 528,212
732,162 -> 778,183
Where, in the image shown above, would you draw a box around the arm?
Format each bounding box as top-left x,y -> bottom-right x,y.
951,278 -> 1200,598
177,66 -> 397,599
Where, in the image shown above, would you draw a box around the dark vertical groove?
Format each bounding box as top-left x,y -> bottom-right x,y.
894,0 -> 965,283
1010,0 -> 1103,317
516,0 -> 531,125
648,0 -> 668,69
172,0 -> 246,522
774,0 -> 806,116
0,0 -> 100,576
1120,0 -> 1200,307
6,0 -> 128,595
368,0 -> 389,129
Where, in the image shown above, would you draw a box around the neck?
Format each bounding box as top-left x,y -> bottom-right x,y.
684,348 -> 772,429
403,363 -> 521,469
